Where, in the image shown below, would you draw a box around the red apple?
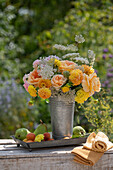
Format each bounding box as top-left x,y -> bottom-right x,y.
26,133 -> 35,141
44,132 -> 50,141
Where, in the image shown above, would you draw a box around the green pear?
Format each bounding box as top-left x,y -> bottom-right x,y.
34,120 -> 48,136
15,128 -> 30,140
73,126 -> 86,138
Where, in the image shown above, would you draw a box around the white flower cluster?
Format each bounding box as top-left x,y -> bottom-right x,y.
39,57 -> 47,65
53,44 -> 78,51
73,57 -> 89,64
39,64 -> 55,79
62,53 -> 80,59
66,44 -> 78,51
88,50 -> 95,66
75,65 -> 85,72
75,35 -> 85,43
38,35 -> 94,80
38,55 -> 59,79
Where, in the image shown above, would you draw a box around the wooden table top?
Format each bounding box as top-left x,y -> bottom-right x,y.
0,139 -> 113,170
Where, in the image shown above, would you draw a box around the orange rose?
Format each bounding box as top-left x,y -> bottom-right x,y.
38,78 -> 52,88
59,60 -> 76,72
28,69 -> 41,87
38,88 -> 51,99
82,65 -> 94,75
69,69 -> 83,86
51,74 -> 67,90
82,73 -> 101,96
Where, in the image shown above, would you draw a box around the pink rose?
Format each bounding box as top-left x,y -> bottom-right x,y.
23,74 -> 29,83
23,81 -> 29,92
33,59 -> 40,68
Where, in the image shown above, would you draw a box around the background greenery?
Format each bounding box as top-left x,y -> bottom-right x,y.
0,0 -> 113,139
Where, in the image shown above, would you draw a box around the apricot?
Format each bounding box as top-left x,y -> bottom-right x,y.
26,140 -> 34,143
23,138 -> 28,142
47,138 -> 54,141
64,137 -> 70,139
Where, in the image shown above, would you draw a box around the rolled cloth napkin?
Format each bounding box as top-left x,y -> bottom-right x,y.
71,132 -> 113,166
83,132 -> 113,152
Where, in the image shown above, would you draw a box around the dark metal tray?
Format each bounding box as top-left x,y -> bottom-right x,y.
11,135 -> 88,152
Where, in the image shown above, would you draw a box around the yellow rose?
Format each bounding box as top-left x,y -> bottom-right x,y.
82,73 -> 101,96
54,59 -> 61,67
75,89 -> 90,103
69,69 -> 83,86
62,86 -> 70,93
28,85 -> 37,97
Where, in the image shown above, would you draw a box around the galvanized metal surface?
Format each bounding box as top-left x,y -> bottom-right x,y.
50,97 -> 75,140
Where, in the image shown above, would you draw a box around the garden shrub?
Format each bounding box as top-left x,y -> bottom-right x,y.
0,79 -> 50,138
82,89 -> 113,141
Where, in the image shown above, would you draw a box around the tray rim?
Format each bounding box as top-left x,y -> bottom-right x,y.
11,134 -> 89,151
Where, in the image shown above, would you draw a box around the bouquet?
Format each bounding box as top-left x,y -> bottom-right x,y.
23,35 -> 101,104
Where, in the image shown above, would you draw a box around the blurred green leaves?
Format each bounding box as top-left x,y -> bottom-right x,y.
0,0 -> 72,80
0,0 -> 72,138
